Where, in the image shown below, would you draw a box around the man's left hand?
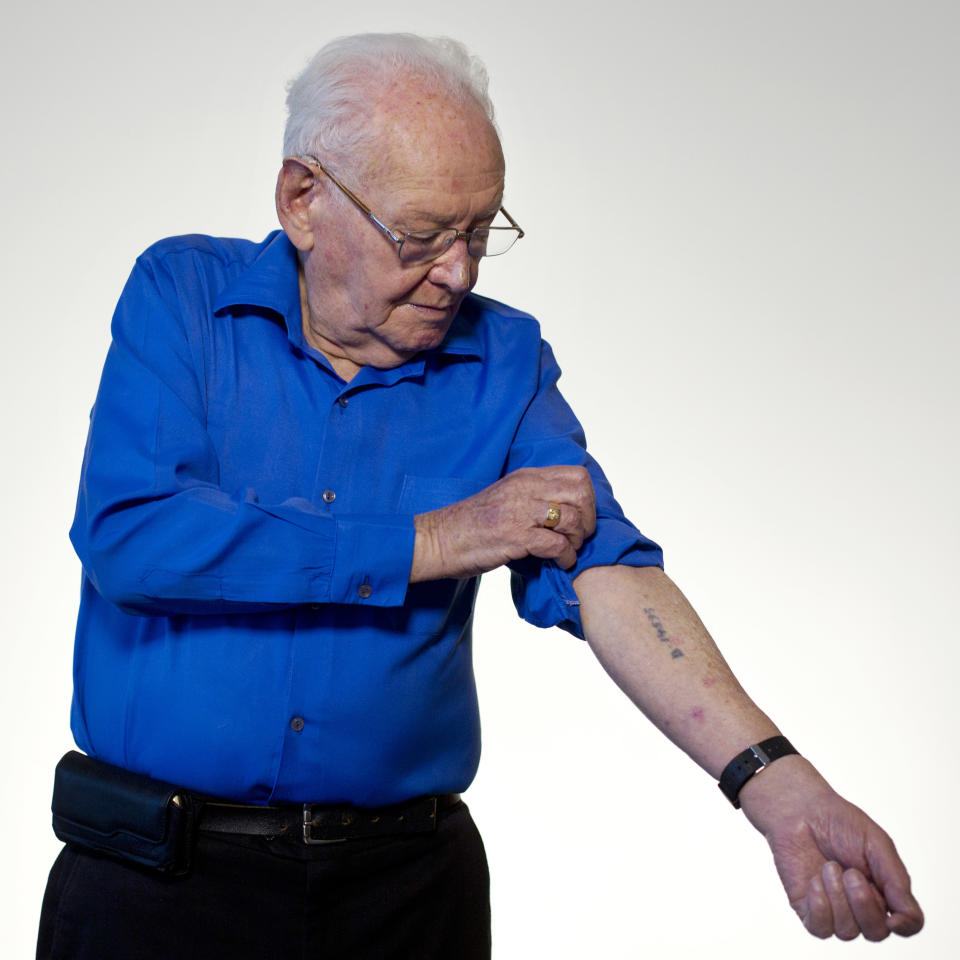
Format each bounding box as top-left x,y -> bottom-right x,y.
738,756 -> 924,941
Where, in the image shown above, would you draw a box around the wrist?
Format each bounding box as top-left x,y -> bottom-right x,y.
411,511 -> 443,583
736,754 -> 832,831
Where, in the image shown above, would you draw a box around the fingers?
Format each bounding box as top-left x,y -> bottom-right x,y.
865,832 -> 925,937
884,877 -> 924,938
887,907 -> 925,937
803,863 -> 895,942
842,868 -> 891,942
411,465 -> 599,581
821,863 -> 862,940
495,466 -> 596,569
527,504 -> 583,569
539,500 -> 585,549
549,467 -> 597,537
801,871 -> 834,939
500,467 -> 594,569
532,501 -> 591,569
529,528 -> 579,570
771,789 -> 923,944
519,466 -> 596,535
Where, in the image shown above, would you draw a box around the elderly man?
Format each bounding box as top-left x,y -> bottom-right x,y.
38,33 -> 922,959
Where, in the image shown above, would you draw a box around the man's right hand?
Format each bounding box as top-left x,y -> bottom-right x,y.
410,466 -> 596,582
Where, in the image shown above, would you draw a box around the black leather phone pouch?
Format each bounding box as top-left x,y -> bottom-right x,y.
51,751 -> 196,875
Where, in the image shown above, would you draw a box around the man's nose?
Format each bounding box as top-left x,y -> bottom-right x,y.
428,237 -> 476,292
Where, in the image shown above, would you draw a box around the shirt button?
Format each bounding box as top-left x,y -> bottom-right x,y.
357,583 -> 373,599
290,717 -> 305,732
337,396 -> 348,408
322,489 -> 336,503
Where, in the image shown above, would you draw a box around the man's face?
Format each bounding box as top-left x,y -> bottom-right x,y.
296,83 -> 505,375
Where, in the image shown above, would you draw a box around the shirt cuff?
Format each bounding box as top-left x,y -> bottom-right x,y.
328,514 -> 416,607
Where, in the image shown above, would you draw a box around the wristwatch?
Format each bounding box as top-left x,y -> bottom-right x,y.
718,736 -> 798,809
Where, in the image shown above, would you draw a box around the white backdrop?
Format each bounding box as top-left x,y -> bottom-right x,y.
2,2 -> 956,957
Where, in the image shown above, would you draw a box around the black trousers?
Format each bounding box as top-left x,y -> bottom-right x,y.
37,799 -> 490,959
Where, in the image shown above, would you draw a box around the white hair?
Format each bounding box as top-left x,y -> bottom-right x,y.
283,33 -> 497,179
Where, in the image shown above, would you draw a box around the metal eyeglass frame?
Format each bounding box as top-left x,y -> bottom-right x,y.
291,154 -> 525,263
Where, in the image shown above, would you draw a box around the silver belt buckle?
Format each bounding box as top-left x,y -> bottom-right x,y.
302,804 -> 347,845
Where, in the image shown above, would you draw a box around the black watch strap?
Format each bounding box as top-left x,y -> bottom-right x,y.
718,736 -> 798,809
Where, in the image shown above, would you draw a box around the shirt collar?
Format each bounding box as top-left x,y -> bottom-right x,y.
212,230 -> 301,324
212,229 -> 486,363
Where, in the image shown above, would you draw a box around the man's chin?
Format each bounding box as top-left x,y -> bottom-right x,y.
378,327 -> 454,366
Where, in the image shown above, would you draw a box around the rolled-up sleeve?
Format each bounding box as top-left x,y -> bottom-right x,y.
505,340 -> 663,638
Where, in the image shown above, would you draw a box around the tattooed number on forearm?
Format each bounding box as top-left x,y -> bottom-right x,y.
642,607 -> 685,659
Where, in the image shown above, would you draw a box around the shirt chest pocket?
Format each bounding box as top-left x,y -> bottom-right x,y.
396,475 -> 488,514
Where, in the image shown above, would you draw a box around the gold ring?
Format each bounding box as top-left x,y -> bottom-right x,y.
543,503 -> 561,529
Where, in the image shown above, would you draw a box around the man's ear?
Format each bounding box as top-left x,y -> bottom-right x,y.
276,158 -> 320,251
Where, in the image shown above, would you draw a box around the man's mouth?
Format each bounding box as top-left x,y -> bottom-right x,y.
407,302 -> 453,318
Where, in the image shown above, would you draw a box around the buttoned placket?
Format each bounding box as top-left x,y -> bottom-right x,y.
314,387 -> 355,513
276,371 -> 359,789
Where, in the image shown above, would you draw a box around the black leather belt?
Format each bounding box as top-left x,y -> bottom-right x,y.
199,793 -> 461,844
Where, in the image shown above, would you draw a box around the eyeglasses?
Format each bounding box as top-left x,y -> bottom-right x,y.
291,154 -> 524,264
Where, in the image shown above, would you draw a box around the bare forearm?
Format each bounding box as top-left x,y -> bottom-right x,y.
573,564 -> 923,939
573,563 -> 780,778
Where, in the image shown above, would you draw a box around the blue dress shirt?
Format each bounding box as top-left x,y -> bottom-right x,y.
69,230 -> 663,805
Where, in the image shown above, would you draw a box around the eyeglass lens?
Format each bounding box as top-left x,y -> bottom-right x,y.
398,228 -> 519,263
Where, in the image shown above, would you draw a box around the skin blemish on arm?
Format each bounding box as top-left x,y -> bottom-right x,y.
702,676 -> 717,687
690,706 -> 705,724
